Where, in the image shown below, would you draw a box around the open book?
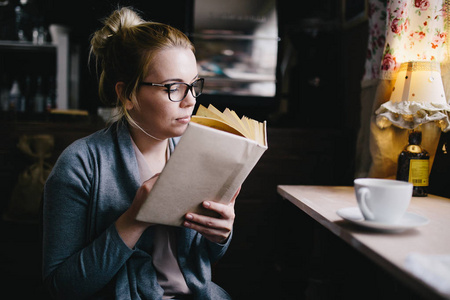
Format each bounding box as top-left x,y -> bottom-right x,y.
136,104 -> 268,226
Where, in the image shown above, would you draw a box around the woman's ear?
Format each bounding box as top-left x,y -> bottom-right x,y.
115,82 -> 134,110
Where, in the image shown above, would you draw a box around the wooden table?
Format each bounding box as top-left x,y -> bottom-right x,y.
277,185 -> 450,300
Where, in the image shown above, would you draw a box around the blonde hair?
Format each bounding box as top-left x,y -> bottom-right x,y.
89,7 -> 194,123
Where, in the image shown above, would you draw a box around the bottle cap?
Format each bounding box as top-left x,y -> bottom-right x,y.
408,130 -> 422,145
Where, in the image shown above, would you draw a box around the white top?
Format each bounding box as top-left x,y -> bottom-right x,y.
131,138 -> 191,298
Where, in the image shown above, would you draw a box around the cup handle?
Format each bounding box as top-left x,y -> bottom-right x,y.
358,187 -> 374,220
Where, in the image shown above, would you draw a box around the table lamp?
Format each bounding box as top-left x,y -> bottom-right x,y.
375,61 -> 450,195
376,61 -> 450,131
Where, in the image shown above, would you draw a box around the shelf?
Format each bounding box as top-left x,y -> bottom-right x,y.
0,40 -> 56,53
190,33 -> 279,41
201,75 -> 276,97
1,30 -> 71,110
201,75 -> 276,83
0,110 -> 92,123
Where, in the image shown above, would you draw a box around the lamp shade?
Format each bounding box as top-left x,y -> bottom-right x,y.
376,61 -> 450,131
379,0 -> 448,80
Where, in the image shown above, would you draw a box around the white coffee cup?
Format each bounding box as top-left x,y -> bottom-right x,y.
354,178 -> 413,224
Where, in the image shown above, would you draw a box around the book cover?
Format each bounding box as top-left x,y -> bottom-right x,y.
135,106 -> 268,226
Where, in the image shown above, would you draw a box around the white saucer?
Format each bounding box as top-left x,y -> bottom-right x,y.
336,207 -> 429,232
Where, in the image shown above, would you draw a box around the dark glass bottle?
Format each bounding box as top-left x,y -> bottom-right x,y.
396,130 -> 429,197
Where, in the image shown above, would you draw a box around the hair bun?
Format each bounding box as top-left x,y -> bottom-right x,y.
90,7 -> 144,58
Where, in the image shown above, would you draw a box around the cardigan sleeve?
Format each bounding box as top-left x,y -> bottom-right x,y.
206,230 -> 232,263
42,139 -> 134,299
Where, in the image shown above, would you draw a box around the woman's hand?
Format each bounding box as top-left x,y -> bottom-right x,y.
183,187 -> 240,244
115,174 -> 159,249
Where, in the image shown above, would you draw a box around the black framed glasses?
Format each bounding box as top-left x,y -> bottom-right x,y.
140,78 -> 204,102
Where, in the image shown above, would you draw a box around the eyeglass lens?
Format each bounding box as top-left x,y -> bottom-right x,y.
169,79 -> 203,101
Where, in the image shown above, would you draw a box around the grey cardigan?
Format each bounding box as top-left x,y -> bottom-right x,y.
42,120 -> 232,300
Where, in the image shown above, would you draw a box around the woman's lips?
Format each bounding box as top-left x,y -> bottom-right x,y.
176,116 -> 191,124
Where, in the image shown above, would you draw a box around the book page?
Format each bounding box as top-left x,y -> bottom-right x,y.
195,105 -> 226,122
190,116 -> 245,137
192,105 -> 266,146
222,109 -> 252,139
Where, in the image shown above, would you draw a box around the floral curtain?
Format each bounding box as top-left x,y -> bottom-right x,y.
380,0 -> 449,80
355,0 -> 450,179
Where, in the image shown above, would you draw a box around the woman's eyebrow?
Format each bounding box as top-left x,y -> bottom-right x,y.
160,75 -> 199,84
160,78 -> 183,83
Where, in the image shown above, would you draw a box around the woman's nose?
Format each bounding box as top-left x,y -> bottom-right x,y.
180,90 -> 196,108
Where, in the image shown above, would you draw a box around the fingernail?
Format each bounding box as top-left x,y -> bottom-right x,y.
203,201 -> 211,208
186,214 -> 193,220
184,221 -> 191,227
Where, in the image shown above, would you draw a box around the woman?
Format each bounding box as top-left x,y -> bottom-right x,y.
42,7 -> 236,300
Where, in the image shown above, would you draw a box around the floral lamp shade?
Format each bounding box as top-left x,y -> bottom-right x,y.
375,0 -> 450,132
379,0 -> 448,80
376,61 -> 450,131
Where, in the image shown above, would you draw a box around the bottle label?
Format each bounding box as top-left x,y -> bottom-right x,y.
409,159 -> 429,186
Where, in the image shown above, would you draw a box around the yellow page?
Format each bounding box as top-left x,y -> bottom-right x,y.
222,108 -> 252,139
190,116 -> 246,137
195,105 -> 227,123
258,121 -> 267,147
242,116 -> 254,140
192,104 -> 266,146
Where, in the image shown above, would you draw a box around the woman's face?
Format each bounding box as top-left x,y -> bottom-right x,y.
127,47 -> 198,140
